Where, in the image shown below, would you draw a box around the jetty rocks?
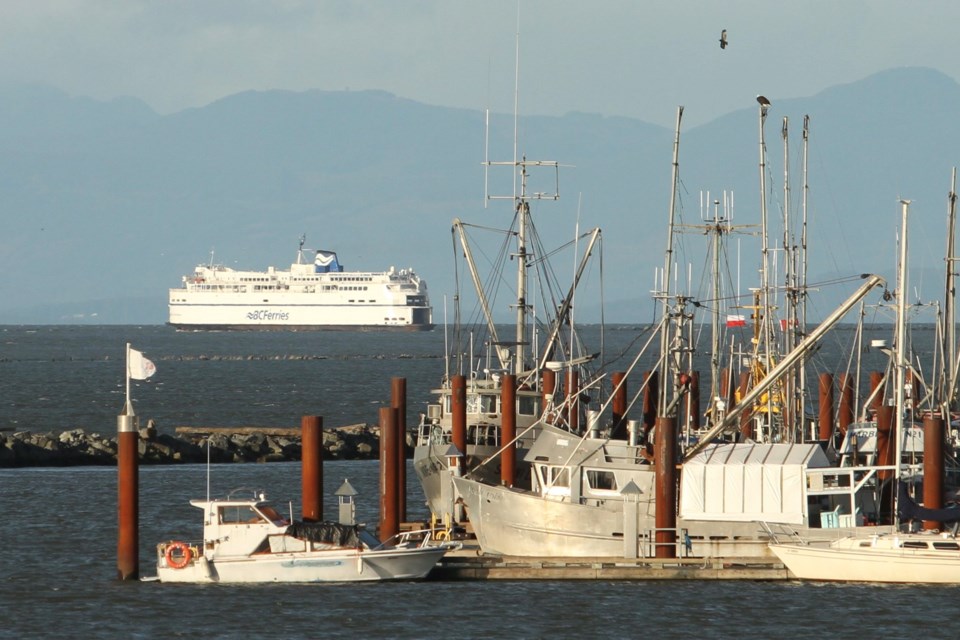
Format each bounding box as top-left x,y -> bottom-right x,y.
0,423 -> 395,468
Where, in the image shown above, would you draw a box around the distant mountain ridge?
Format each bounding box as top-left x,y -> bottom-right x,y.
1,67 -> 958,324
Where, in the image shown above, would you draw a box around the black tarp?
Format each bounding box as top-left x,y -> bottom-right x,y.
897,482 -> 960,523
285,521 -> 361,547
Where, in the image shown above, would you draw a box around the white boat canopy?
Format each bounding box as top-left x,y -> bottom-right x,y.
680,442 -> 831,525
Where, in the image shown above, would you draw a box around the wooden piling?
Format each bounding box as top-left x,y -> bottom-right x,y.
391,377 -> 407,522
654,416 -> 677,559
611,371 -> 627,439
379,406 -> 399,542
923,414 -> 945,531
452,374 -> 467,473
301,415 -> 323,522
501,374 -> 517,487
818,373 -> 834,442
116,413 -> 138,581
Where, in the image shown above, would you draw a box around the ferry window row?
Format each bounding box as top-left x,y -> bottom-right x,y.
332,276 -> 372,282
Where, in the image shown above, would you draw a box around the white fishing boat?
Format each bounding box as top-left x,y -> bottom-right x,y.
168,236 -> 433,331
155,492 -> 457,583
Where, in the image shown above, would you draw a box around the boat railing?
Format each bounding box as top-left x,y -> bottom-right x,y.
375,527 -> 463,551
637,528 -> 692,559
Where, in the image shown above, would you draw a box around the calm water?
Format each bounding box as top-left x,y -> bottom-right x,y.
0,325 -> 952,639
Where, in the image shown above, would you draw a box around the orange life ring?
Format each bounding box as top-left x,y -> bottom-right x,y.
164,541 -> 192,569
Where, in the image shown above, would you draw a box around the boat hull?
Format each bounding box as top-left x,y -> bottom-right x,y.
770,539 -> 960,583
157,546 -> 449,583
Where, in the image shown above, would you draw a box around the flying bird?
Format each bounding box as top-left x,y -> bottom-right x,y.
756,95 -> 771,107
719,29 -> 728,49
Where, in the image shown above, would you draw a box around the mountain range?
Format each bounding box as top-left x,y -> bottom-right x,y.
1,66 -> 958,325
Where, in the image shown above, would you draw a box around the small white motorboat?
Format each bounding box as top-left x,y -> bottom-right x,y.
155,492 -> 459,583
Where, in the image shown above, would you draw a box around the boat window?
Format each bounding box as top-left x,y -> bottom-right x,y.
467,394 -> 496,414
518,395 -> 538,416
901,541 -> 929,549
219,505 -> 267,524
550,466 -> 570,488
933,542 -> 960,550
586,469 -> 617,491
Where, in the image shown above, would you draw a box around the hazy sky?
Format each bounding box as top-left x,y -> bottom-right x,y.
1,1 -> 958,127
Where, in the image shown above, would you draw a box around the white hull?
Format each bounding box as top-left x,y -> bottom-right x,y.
770,534 -> 960,583
157,545 -> 448,584
169,297 -> 432,331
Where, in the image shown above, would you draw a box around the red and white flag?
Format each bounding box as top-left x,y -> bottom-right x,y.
726,314 -> 747,328
129,348 -> 157,380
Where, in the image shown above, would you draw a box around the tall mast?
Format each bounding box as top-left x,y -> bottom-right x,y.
800,115 -> 810,434
658,106 -> 684,415
894,199 -> 911,520
756,98 -> 775,436
782,116 -> 798,439
944,168 -> 958,412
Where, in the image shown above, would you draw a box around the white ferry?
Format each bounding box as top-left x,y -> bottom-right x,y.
168,238 -> 433,331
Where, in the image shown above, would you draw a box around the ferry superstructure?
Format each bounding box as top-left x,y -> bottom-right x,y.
168,240 -> 433,331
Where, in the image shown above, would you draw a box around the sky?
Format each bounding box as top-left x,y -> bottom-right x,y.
1,1 -> 959,128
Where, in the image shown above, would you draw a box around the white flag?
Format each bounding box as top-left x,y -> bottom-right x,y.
129,348 -> 157,380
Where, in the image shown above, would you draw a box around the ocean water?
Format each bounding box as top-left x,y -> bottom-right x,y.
0,324 -> 952,639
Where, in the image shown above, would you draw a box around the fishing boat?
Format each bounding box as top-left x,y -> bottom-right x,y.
168,235 -> 433,331
155,491 -> 458,583
412,63 -> 602,522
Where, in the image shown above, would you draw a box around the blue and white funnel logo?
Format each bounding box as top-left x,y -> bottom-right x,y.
315,250 -> 342,273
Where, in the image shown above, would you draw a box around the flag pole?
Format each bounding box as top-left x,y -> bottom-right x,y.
124,342 -> 134,416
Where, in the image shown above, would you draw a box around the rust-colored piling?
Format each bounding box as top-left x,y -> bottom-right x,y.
116,413 -> 139,581
391,377 -> 407,523
686,371 -> 701,432
301,415 -> 323,522
738,371 -> 753,440
923,414 -> 945,530
565,369 -> 581,432
654,416 -> 677,559
451,374 -> 467,473
501,374 -> 517,487
838,373 -> 854,437
818,373 -> 834,442
611,371 -> 627,439
379,406 -> 399,542
642,371 -> 658,433
875,404 -> 894,482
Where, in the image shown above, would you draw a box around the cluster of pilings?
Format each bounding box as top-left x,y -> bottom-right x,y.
816,370 -> 946,528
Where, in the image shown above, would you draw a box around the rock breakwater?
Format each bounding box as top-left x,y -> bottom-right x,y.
0,423 -> 391,468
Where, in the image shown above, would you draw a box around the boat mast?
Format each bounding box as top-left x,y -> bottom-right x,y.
658,106 -> 684,416
756,98 -> 775,438
944,168 -> 958,413
782,116 -> 799,439
800,116 -> 810,436
894,199 -> 911,524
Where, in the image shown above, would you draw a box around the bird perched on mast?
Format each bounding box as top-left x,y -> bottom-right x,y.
756,95 -> 771,109
719,29 -> 728,49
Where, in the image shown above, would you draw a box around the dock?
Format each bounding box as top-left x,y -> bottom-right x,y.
431,541 -> 790,581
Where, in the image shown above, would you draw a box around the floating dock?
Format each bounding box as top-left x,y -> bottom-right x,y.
431,542 -> 790,581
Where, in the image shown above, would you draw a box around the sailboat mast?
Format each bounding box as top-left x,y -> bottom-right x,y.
658,106 -> 684,415
895,200 -> 910,500
800,115 -> 810,434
